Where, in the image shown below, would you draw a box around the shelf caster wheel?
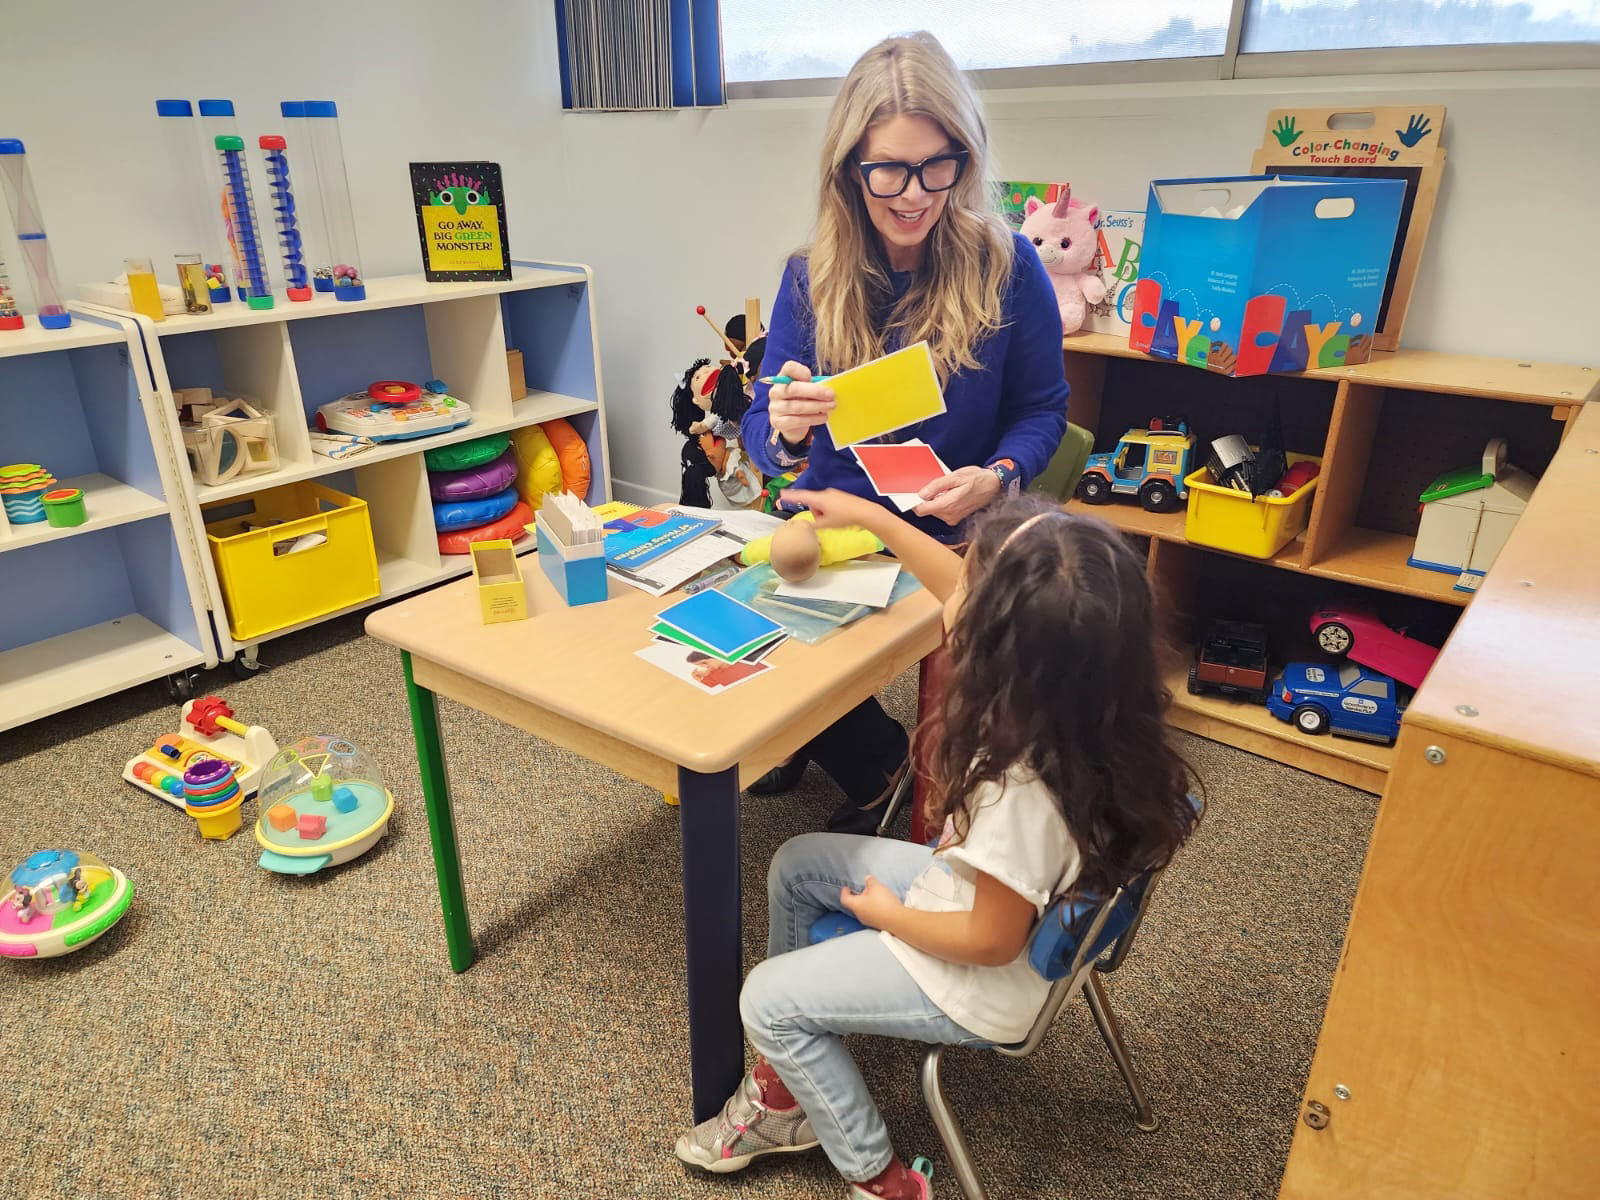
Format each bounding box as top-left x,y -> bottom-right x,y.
231,651 -> 263,681
166,671 -> 196,704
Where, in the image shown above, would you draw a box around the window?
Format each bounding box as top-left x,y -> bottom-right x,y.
723,1 -> 1235,83
1352,679 -> 1390,698
1242,0 -> 1600,54
722,0 -> 1599,91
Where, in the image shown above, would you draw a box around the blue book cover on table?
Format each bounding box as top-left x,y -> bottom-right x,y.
605,513 -> 719,569
656,588 -> 784,660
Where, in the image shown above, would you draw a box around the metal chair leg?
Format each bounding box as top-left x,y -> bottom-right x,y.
1083,970 -> 1160,1132
921,1046 -> 989,1200
875,763 -> 914,837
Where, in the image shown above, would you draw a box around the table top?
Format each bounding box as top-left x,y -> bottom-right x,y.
365,553 -> 943,777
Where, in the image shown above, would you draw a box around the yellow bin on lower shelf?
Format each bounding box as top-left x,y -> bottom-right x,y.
1183,453 -> 1321,559
204,481 -> 381,641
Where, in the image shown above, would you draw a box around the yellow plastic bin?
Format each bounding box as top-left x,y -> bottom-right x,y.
204,481 -> 381,640
1183,453 -> 1321,558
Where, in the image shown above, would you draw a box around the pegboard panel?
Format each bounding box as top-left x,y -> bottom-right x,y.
1096,358 -> 1337,459
1159,543 -> 1463,669
1355,389 -> 1564,536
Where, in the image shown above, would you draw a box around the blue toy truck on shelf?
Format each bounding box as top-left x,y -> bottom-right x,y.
1266,661 -> 1405,744
1075,418 -> 1197,513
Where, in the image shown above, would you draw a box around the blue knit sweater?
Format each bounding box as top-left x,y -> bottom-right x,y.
743,233 -> 1070,538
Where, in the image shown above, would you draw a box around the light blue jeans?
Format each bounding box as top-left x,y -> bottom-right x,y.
739,832 -> 988,1183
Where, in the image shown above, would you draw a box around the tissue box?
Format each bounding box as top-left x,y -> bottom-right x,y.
1130,175 -> 1405,377
531,513 -> 606,607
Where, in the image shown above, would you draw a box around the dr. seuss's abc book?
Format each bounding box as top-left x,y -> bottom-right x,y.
1083,209 -> 1145,337
409,162 -> 511,282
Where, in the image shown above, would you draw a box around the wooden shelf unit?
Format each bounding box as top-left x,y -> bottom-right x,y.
1062,335 -> 1598,792
82,261 -> 612,665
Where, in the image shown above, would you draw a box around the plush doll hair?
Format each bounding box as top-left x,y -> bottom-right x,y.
670,358 -> 712,436
724,314 -> 748,344
709,363 -> 750,423
743,335 -> 768,380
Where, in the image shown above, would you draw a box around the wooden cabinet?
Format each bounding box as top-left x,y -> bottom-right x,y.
1060,331 -> 1596,792
1277,401 -> 1600,1199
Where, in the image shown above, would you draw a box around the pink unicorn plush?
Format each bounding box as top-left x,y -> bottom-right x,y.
1019,187 -> 1106,334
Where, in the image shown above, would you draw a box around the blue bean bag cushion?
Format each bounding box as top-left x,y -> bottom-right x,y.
432,485 -> 519,532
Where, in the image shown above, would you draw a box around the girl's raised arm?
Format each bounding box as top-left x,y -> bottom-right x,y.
783,488 -> 964,603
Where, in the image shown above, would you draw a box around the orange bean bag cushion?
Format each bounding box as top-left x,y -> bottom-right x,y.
541,417 -> 591,499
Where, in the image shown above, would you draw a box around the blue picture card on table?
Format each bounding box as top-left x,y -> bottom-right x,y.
656,588 -> 784,660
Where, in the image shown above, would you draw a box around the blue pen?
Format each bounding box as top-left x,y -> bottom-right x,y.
759,373 -> 834,385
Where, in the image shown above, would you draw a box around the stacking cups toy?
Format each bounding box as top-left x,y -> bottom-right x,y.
184,759 -> 243,839
42,487 -> 86,527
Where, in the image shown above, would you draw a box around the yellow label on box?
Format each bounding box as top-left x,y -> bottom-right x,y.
422,205 -> 505,273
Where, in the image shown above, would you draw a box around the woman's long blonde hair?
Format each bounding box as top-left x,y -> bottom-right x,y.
808,32 -> 1013,380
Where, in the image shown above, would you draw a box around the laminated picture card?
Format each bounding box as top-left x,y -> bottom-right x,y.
1130,174 -> 1405,377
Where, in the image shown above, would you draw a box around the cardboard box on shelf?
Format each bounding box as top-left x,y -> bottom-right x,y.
1130,174 -> 1404,377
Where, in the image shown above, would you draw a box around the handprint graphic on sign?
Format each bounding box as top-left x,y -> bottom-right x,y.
1273,116 -> 1302,147
1396,113 -> 1433,147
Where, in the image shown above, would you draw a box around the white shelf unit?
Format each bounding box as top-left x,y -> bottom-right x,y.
84,261 -> 611,662
0,312 -> 215,732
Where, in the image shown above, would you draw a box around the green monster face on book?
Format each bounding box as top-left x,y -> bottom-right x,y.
428,172 -> 494,215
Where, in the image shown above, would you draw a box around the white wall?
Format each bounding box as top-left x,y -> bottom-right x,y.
4,1 -> 1596,502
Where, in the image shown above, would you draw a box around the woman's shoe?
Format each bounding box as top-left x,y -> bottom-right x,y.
747,753 -> 810,795
826,762 -> 910,836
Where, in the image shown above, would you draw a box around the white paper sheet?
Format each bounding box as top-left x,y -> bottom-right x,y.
772,561 -> 902,608
670,506 -> 783,541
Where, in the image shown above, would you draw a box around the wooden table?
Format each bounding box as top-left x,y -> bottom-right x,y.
365,563 -> 942,1121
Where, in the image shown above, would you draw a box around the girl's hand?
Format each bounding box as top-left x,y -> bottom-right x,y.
767,361 -> 834,444
839,876 -> 903,931
914,465 -> 1002,526
782,488 -> 885,533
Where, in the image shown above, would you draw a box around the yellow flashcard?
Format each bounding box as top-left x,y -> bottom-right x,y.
825,342 -> 946,448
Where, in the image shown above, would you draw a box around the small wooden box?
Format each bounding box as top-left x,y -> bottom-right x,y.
470,539 -> 529,624
506,349 -> 527,401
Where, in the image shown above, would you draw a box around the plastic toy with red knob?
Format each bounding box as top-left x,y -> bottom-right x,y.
123,693 -> 280,812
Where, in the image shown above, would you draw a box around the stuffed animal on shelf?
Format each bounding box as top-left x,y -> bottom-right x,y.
1019,185 -> 1106,334
671,358 -> 758,506
741,510 -> 884,573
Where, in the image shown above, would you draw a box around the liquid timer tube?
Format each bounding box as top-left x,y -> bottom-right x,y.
0,139 -> 71,329
280,103 -> 334,292
259,137 -> 311,301
156,100 -> 231,305
303,102 -> 365,302
198,101 -> 244,302
0,252 -> 22,330
214,136 -> 274,311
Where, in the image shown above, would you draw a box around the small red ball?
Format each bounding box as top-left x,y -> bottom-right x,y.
695,305 -> 705,315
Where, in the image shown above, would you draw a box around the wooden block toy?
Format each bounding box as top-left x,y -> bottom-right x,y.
470,539 -> 528,624
123,695 -> 279,812
297,813 -> 327,840
507,348 -> 527,400
267,804 -> 298,832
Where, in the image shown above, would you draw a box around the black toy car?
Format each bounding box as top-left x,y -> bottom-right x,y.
1188,620 -> 1271,703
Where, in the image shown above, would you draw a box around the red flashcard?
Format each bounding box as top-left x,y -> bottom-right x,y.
850,441 -> 948,496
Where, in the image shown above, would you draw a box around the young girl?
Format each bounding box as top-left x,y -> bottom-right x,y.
676,489 -> 1199,1199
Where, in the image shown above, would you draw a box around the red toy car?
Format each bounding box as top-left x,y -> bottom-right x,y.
1308,606 -> 1440,690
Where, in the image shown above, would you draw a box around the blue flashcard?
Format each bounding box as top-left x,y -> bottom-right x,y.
656,588 -> 784,660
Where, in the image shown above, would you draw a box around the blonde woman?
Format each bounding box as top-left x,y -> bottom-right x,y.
742,31 -> 1070,837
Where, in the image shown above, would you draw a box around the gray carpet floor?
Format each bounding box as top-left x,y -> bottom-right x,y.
0,612 -> 1377,1199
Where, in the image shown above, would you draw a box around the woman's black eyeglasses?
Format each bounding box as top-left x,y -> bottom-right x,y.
855,150 -> 969,199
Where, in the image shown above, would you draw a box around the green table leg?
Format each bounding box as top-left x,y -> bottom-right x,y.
402,651 -> 474,972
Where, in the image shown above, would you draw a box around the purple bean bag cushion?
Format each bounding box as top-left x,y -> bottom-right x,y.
428,448 -> 519,501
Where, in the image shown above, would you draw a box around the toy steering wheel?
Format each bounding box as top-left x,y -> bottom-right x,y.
366,380 -> 421,405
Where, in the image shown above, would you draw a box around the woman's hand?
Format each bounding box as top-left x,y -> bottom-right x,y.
914,465 -> 1002,526
781,488 -> 885,533
840,876 -> 903,932
767,361 -> 834,444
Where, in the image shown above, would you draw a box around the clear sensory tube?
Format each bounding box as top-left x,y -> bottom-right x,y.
214,135 -> 274,310
303,102 -> 365,301
259,136 -> 312,301
0,251 -> 21,330
156,99 -> 231,305
0,138 -> 71,329
280,103 -> 334,292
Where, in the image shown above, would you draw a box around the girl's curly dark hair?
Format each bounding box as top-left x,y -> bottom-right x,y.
925,498 -> 1198,898
670,358 -> 711,436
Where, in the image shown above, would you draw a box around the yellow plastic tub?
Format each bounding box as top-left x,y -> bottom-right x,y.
1183,452 -> 1321,559
204,481 -> 380,640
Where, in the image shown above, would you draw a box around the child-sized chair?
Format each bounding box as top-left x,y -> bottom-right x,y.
811,805 -> 1197,1200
